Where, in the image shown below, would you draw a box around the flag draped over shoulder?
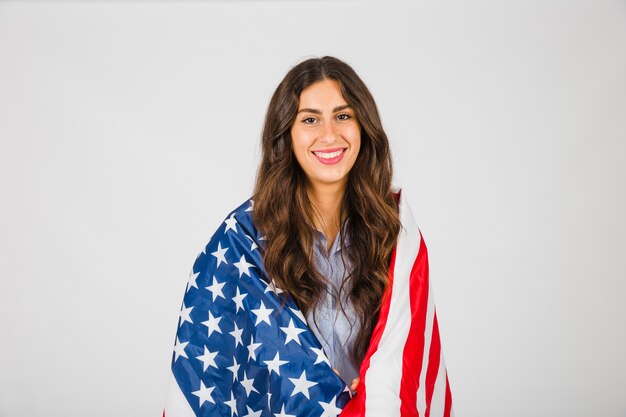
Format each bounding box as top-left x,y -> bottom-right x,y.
164,190 -> 454,417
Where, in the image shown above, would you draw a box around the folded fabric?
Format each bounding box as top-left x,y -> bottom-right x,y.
164,189 -> 454,417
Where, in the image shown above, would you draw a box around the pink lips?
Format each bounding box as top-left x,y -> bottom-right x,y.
311,148 -> 347,165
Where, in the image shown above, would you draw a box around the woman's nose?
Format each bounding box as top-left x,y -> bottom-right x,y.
319,121 -> 339,143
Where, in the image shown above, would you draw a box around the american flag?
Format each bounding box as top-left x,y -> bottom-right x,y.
164,190 -> 454,417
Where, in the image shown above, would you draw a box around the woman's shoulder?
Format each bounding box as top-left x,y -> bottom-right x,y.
207,198 -> 257,241
189,197 -> 264,284
224,198 -> 254,222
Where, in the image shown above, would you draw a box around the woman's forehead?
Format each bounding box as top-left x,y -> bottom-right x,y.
298,79 -> 349,110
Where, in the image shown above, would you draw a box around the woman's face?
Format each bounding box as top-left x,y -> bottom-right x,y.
290,78 -> 361,192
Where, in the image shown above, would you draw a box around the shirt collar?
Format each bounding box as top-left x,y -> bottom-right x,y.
312,219 -> 351,255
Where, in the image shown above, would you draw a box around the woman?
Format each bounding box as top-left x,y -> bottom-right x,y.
164,56 -> 453,417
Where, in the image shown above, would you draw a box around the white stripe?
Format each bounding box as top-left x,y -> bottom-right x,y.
428,351 -> 447,417
416,261 -> 435,416
164,373 -> 196,417
364,192 -> 420,416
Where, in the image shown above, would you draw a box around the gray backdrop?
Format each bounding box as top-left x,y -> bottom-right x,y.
1,0 -> 625,416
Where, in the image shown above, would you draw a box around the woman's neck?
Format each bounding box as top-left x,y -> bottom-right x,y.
307,182 -> 345,251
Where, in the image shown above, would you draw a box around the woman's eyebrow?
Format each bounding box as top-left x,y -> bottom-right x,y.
297,104 -> 351,114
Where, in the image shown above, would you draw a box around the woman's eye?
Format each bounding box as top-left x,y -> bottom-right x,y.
337,113 -> 352,121
303,117 -> 317,124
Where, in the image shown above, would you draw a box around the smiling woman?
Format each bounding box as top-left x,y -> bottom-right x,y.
164,56 -> 454,417
290,78 -> 362,194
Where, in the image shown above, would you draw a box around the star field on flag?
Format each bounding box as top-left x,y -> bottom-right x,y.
166,200 -> 351,417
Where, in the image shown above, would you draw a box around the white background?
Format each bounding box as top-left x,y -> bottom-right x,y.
1,1 -> 625,416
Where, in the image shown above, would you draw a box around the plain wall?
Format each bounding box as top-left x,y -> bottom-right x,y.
1,1 -> 625,416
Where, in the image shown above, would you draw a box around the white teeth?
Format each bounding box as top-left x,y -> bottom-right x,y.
314,149 -> 344,159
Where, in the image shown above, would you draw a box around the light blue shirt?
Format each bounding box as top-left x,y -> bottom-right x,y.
306,226 -> 361,384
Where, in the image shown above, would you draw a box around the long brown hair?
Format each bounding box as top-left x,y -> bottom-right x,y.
252,56 -> 401,364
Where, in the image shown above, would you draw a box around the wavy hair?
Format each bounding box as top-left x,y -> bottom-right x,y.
252,56 -> 401,364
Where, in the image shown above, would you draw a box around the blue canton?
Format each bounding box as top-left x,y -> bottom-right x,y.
171,199 -> 351,417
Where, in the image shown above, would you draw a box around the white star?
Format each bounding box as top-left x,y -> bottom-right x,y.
224,391 -> 238,417
201,311 -> 222,337
232,286 -> 248,312
274,404 -> 295,417
196,346 -> 219,372
224,213 -> 238,233
310,347 -> 330,365
319,396 -> 342,417
280,319 -> 305,345
173,337 -> 188,361
191,380 -> 215,407
211,242 -> 229,267
188,269 -> 200,290
251,301 -> 274,326
290,307 -> 306,324
226,356 -> 240,382
247,334 -> 262,361
234,255 -> 255,278
246,235 -> 258,251
242,405 -> 262,417
263,352 -> 288,376
264,280 -> 284,295
245,200 -> 254,212
205,275 -> 226,302
288,370 -> 318,399
240,370 -> 259,397
229,322 -> 244,347
179,303 -> 193,327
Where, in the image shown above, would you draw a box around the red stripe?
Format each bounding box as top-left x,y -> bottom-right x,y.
340,247 -> 397,417
399,233 -> 429,417
424,312 -> 441,417
444,372 -> 452,417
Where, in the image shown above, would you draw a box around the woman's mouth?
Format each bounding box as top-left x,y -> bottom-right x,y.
312,148 -> 347,165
